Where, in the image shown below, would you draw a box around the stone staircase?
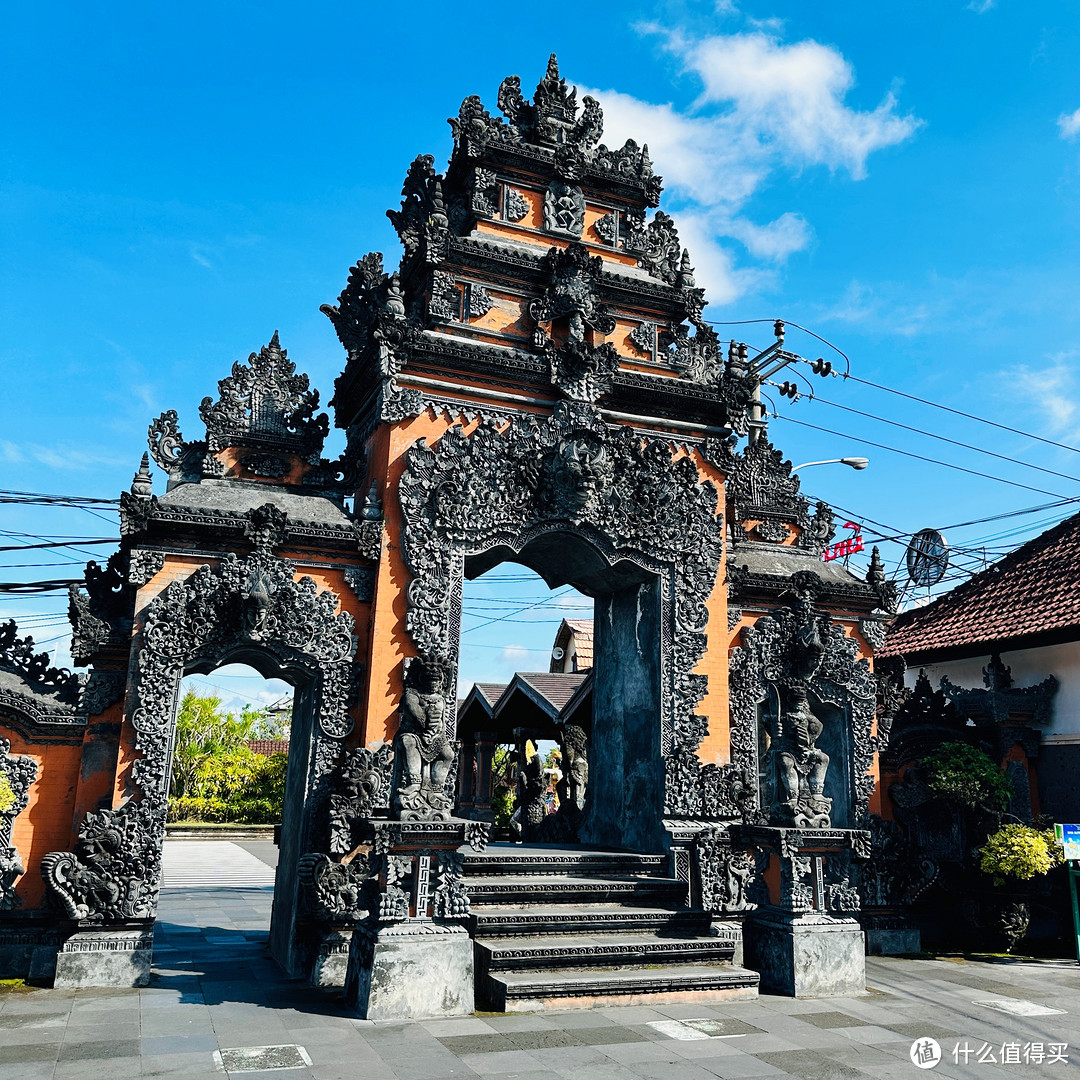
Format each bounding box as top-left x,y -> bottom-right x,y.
463,844 -> 760,1011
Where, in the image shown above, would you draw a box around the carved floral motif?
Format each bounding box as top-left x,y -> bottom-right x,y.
0,738 -> 37,910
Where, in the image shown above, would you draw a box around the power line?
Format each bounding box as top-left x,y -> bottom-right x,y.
0,489 -> 120,506
788,390 -> 1080,488
836,370 -> 1080,458
0,538 -> 114,552
776,413 -> 1069,498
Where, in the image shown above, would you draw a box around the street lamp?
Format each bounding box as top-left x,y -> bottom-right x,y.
792,457 -> 869,471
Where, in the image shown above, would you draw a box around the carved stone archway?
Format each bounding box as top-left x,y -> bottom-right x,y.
397,399 -> 730,845
42,547 -> 357,979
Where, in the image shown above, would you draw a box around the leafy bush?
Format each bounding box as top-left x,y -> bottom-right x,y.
167,690 -> 289,824
0,773 -> 15,814
921,741 -> 1013,811
979,824 -> 1064,886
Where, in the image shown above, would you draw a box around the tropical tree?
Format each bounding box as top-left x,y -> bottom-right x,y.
170,692 -> 263,797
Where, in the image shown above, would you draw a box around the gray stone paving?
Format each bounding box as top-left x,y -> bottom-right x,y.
2,842 -> 1079,1078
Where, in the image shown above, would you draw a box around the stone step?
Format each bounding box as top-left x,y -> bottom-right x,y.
480,963 -> 761,1012
477,932 -> 733,971
462,844 -> 668,879
471,904 -> 709,938
466,874 -> 685,906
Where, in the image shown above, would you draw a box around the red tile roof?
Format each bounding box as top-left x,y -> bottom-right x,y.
247,739 -> 289,756
564,619 -> 594,668
880,510 -> 1080,662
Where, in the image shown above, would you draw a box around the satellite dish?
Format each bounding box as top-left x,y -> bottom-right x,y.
906,528 -> 949,587
551,647 -> 565,660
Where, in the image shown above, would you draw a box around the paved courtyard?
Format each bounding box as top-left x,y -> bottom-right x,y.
2,840 -> 1078,1079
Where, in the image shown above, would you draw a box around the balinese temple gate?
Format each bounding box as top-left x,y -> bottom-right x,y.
0,58 -> 907,1016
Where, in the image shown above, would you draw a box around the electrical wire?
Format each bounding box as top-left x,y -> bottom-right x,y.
776,413 -> 1070,498
0,489 -> 120,506
784,390 -> 1080,488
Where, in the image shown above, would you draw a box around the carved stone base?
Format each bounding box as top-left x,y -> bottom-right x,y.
0,926 -> 60,980
53,927 -> 153,988
344,920 -> 474,1020
310,928 -> 353,989
744,910 -> 864,998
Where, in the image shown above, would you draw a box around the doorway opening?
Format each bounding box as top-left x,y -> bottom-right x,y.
157,662 -> 294,972
456,564 -> 591,839
455,532 -> 666,852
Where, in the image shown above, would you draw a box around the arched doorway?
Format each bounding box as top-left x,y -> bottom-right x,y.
396,400 -> 730,848
42,548 -> 357,980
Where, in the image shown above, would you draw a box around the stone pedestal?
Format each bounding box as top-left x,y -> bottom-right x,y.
335,818 -> 487,1019
744,910 -> 864,997
310,928 -> 353,989
735,825 -> 869,998
53,927 -> 153,988
344,921 -> 474,1020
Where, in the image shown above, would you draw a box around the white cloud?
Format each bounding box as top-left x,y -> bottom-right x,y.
1013,357 -> 1080,437
1058,108 -> 1080,140
582,26 -> 920,304
967,0 -> 995,12
819,280 -> 937,337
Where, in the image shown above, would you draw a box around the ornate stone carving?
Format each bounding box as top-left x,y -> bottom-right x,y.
708,437 -> 836,555
299,853 -> 372,921
530,243 -> 616,344
594,211 -> 617,245
392,655 -> 456,821
127,550 -> 165,588
547,340 -> 619,403
241,451 -> 291,478
397,400 -> 725,818
857,816 -> 937,910
728,571 -> 877,827
43,550 -> 356,923
503,187 -> 528,222
695,828 -> 756,915
0,621 -> 80,704
470,167 -> 499,217
859,617 -> 888,652
0,738 -> 37,910
68,552 -> 131,666
199,332 -> 329,460
465,282 -> 493,320
623,211 -> 682,285
243,503 -> 288,550
329,744 -> 394,856
865,546 -> 898,614
629,321 -> 657,357
344,566 -> 376,603
79,671 -> 126,717
558,724 -> 588,814
429,271 -> 462,321
753,519 -> 789,544
941,654 -> 1058,728
517,750 -> 548,842
543,181 -> 585,237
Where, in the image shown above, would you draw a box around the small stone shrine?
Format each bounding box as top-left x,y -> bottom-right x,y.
0,57 -> 911,1011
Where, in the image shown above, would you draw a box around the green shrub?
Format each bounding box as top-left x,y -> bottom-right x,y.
168,751 -> 287,824
0,773 -> 15,814
921,741 -> 1013,811
979,824 -> 1064,886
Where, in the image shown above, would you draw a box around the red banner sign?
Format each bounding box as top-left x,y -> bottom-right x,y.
822,522 -> 863,563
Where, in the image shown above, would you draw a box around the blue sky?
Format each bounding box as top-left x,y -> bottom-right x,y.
4,1 -> 1080,703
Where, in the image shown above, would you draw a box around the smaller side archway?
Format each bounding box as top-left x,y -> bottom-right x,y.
42,548 -> 358,981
